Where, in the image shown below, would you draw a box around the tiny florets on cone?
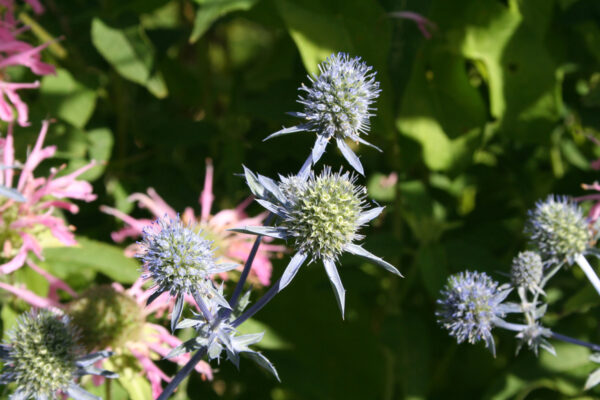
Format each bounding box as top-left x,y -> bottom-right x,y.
0,310 -> 79,398
300,53 -> 380,141
511,251 -> 544,293
137,215 -> 218,297
436,271 -> 510,355
281,168 -> 365,261
525,195 -> 591,263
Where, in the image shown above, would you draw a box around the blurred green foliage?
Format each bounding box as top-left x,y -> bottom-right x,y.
2,0 -> 600,398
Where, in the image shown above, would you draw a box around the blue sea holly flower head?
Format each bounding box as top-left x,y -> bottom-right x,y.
436,271 -> 512,356
525,195 -> 591,265
166,287 -> 280,381
234,166 -> 402,318
265,52 -> 382,176
0,309 -> 117,400
510,251 -> 544,295
136,215 -> 238,331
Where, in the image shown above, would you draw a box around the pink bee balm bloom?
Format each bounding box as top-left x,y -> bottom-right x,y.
576,136 -> 600,224
0,277 -> 213,398
0,121 -> 96,275
0,0 -> 54,126
102,159 -> 285,286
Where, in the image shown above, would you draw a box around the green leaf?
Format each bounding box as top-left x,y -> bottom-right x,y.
275,0 -> 352,75
42,237 -> 140,284
415,244 -> 448,299
91,18 -> 168,98
40,69 -> 97,128
367,173 -> 396,202
190,0 -> 261,43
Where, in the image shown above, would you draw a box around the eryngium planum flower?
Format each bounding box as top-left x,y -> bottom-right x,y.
511,251 -> 544,294
234,166 -> 401,318
265,52 -> 381,175
137,215 -> 237,331
0,309 -> 117,400
525,195 -> 591,264
436,271 -> 511,356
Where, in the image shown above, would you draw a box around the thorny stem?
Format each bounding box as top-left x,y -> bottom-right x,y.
575,253 -> 600,296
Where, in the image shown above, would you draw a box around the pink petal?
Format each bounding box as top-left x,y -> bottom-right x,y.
199,158 -> 214,222
0,281 -> 60,308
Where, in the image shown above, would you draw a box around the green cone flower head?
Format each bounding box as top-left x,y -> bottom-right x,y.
1,310 -> 78,398
511,251 -> 544,293
67,285 -> 144,351
236,166 -> 401,319
0,309 -> 117,399
526,195 -> 591,263
282,167 -> 364,261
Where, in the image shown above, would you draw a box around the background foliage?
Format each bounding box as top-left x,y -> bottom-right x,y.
3,0 -> 600,398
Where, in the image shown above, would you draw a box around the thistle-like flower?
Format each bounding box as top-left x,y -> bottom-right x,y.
515,322 -> 554,356
0,0 -> 54,126
511,251 -> 544,295
0,309 -> 117,400
137,215 -> 237,331
101,159 -> 284,286
525,195 -> 591,264
436,271 -> 511,356
0,121 -> 96,277
168,287 -> 279,381
234,166 -> 401,318
265,53 -> 381,175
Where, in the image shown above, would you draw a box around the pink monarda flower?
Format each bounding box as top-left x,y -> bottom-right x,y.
0,0 -> 54,126
102,159 -> 285,286
0,277 -> 213,398
576,136 -> 600,224
0,121 -> 96,276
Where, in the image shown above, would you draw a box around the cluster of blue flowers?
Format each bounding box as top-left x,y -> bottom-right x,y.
436,194 -> 600,389
130,52 -> 401,399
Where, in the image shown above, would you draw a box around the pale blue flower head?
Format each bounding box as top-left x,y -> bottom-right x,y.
137,215 -> 237,331
436,271 -> 511,356
525,195 -> 591,264
0,309 -> 117,400
234,166 -> 401,319
265,52 -> 381,175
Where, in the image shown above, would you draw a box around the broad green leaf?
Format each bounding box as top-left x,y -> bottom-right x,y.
91,18 -> 168,98
40,69 -> 97,128
275,0 -> 352,75
43,237 -> 140,284
540,341 -> 590,372
190,0 -> 261,43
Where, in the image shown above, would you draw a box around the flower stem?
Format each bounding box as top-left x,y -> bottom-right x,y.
494,319 -> 600,353
157,347 -> 207,400
550,331 -> 600,353
575,253 -> 600,296
228,213 -> 274,309
232,278 -> 281,327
